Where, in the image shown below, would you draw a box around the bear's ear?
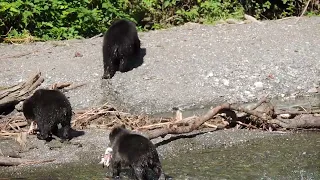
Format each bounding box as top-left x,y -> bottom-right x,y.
120,124 -> 126,129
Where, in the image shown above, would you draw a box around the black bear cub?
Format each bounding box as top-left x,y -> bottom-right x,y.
108,125 -> 162,180
22,89 -> 72,141
102,19 -> 141,79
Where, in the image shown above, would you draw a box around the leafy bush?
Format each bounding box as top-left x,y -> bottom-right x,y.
240,0 -> 319,19
0,0 -> 319,41
0,0 -> 136,40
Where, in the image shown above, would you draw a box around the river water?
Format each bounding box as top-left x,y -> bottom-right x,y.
3,131 -> 319,180
162,132 -> 320,180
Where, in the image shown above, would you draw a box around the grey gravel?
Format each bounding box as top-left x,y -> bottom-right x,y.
0,17 -> 319,115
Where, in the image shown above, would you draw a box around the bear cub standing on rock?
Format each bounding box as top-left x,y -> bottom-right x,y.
107,125 -> 162,180
23,89 -> 72,142
102,19 -> 141,79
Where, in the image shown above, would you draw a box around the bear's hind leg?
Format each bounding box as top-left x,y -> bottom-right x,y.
133,38 -> 141,54
102,63 -> 117,79
118,57 -> 128,73
132,165 -> 148,180
111,160 -> 121,178
102,49 -> 117,79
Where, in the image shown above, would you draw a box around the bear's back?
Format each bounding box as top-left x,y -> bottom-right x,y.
23,89 -> 71,117
116,133 -> 159,164
104,20 -> 138,46
31,89 -> 70,108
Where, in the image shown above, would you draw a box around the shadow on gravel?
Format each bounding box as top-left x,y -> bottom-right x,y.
47,128 -> 85,142
69,128 -> 85,139
155,129 -> 216,148
125,47 -> 146,72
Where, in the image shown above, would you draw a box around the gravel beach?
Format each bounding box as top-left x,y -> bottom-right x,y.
0,17 -> 319,114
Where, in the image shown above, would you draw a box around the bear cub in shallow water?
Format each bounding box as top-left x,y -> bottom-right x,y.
102,19 -> 141,79
108,125 -> 162,180
23,89 -> 72,141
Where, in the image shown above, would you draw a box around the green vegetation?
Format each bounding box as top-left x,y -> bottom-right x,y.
0,0 -> 319,41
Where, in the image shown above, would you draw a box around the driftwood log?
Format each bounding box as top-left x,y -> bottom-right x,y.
142,103 -> 260,139
0,72 -> 44,115
0,71 -> 86,116
141,95 -> 320,140
270,114 -> 320,129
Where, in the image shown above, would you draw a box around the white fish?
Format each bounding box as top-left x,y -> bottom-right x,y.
27,121 -> 38,135
98,147 -> 113,168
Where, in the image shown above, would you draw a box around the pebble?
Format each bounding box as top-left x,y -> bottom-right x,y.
206,72 -> 214,78
222,79 -> 230,86
307,87 -> 318,93
254,82 -> 264,89
244,91 -> 251,95
279,114 -> 294,119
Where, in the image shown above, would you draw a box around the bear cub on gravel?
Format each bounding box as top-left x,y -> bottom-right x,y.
23,89 -> 72,142
108,125 -> 163,180
102,19 -> 141,79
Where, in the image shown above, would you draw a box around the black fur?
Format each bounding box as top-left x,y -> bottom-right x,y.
22,89 -> 72,141
109,125 -> 162,180
102,19 -> 141,79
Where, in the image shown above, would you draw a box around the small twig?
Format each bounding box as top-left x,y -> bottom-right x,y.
90,33 -> 103,40
1,27 -> 13,37
86,111 -> 131,116
203,122 -> 218,129
3,118 -> 15,131
165,15 -> 178,22
294,105 -> 308,113
236,121 -> 258,129
8,124 -> 19,132
13,122 -> 21,131
271,131 -> 287,134
50,83 -> 72,90
63,83 -> 87,91
295,0 -> 312,23
249,94 -> 269,110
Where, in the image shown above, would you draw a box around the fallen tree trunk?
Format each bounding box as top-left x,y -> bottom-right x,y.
144,103 -> 232,139
270,114 -> 320,129
143,95 -> 319,140
0,156 -> 55,166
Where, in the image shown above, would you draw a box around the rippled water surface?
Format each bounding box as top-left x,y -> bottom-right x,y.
162,132 -> 320,180
3,132 -> 320,180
